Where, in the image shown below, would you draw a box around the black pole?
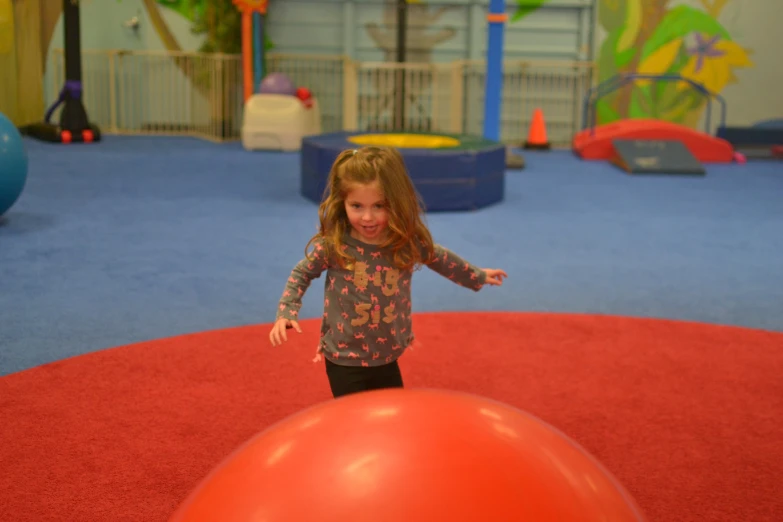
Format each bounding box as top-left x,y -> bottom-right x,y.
393,0 -> 407,131
58,0 -> 90,133
21,0 -> 100,142
63,0 -> 82,83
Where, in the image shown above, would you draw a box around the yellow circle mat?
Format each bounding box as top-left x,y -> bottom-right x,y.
347,133 -> 461,149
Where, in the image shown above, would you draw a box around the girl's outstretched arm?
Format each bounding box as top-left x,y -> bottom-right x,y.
275,239 -> 330,323
424,244 -> 506,290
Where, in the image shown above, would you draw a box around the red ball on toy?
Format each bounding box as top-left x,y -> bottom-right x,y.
169,389 -> 646,522
296,87 -> 313,108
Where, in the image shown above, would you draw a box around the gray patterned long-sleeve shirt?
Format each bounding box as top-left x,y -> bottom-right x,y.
276,233 -> 487,367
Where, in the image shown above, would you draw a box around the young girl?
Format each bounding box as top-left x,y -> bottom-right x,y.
269,146 -> 507,398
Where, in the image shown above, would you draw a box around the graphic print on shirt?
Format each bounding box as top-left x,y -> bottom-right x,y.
351,262 -> 400,328
325,255 -> 409,365
276,235 -> 487,367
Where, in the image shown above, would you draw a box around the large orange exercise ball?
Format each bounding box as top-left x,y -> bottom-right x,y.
169,389 -> 646,522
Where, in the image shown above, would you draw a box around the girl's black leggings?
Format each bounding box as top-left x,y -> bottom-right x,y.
324,358 -> 404,398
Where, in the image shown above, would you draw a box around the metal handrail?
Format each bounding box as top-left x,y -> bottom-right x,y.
582,73 -> 727,136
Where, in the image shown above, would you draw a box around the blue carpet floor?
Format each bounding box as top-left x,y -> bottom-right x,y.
1,135 -> 781,376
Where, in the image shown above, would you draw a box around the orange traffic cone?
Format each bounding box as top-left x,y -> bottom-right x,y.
523,108 -> 551,150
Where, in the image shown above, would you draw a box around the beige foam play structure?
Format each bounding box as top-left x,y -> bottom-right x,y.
241,94 -> 322,152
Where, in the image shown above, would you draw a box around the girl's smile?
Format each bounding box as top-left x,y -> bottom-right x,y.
344,181 -> 388,244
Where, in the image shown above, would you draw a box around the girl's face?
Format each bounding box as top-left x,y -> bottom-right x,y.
344,180 -> 388,244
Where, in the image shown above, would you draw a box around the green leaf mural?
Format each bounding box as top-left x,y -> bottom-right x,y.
186,0 -> 272,55
595,0 -> 753,127
640,5 -> 731,61
599,29 -> 635,81
155,0 -> 198,22
598,0 -> 625,32
512,0 -> 551,22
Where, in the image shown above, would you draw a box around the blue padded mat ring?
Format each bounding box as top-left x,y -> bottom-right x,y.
300,131 -> 506,212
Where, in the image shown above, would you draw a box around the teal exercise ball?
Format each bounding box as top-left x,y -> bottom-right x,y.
0,112 -> 28,217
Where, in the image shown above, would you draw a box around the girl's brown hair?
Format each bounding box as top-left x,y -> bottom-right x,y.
306,146 -> 435,271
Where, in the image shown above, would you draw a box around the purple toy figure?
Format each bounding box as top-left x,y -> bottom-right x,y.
259,73 -> 297,96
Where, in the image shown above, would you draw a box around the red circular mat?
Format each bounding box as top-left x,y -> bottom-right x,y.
1,312 -> 781,522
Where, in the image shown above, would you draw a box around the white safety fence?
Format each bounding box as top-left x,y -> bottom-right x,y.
49,49 -> 594,147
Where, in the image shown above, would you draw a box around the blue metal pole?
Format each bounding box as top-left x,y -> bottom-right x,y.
253,12 -> 264,91
483,0 -> 506,141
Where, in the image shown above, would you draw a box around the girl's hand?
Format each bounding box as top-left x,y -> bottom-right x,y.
482,268 -> 508,286
269,318 -> 301,346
